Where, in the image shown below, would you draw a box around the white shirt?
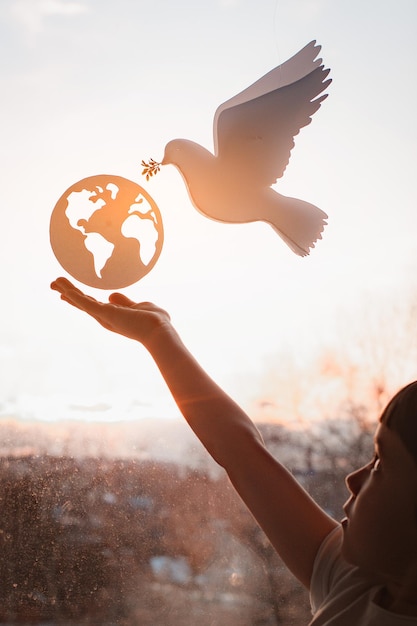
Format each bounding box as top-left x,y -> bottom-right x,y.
309,526 -> 417,625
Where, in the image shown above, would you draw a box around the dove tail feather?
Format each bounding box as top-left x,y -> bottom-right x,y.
264,193 -> 327,257
268,225 -> 310,257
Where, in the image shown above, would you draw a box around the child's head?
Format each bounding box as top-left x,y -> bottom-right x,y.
379,381 -> 417,467
341,382 -> 417,596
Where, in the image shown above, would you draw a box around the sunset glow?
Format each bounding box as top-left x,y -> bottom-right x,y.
1,0 -> 416,424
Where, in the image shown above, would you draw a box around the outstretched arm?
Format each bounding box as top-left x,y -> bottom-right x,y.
51,277 -> 338,587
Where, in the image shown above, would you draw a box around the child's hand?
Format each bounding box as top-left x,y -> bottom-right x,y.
51,277 -> 172,346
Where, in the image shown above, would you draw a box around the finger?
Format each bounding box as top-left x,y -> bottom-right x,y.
51,277 -> 104,311
59,292 -> 97,315
51,277 -> 82,294
108,292 -> 136,307
59,293 -> 115,332
61,288 -> 105,317
52,277 -> 120,333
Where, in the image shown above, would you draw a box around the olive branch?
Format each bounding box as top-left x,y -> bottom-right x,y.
141,158 -> 161,181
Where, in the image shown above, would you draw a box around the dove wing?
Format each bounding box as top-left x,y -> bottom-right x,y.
215,63 -> 331,186
213,41 -> 323,156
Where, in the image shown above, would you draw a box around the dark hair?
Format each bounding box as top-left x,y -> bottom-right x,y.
380,381 -> 417,465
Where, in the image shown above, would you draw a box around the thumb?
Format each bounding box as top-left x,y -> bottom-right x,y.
108,292 -> 136,307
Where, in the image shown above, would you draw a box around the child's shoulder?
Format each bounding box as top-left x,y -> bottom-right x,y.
310,526 -> 416,625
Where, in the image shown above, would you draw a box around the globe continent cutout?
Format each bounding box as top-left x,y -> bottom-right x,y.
50,175 -> 164,289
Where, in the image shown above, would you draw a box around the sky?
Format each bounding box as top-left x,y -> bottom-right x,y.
1,0 -> 417,424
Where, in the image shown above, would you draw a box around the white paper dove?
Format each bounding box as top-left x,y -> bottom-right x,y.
143,41 -> 331,257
